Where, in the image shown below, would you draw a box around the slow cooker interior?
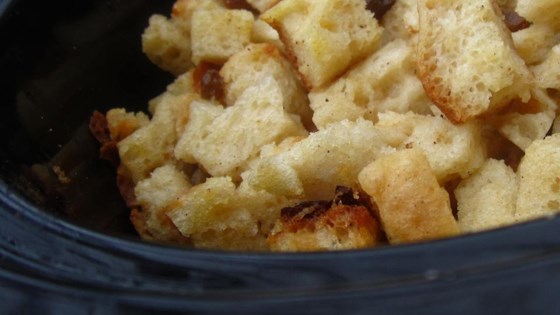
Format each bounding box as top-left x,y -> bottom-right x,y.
0,0 -> 175,237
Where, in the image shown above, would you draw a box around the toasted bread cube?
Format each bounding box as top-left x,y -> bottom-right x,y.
251,19 -> 284,49
455,159 -> 518,232
142,14 -> 193,75
358,148 -> 460,244
174,76 -> 308,180
381,0 -> 419,42
244,118 -> 394,200
309,39 -> 432,129
167,176 -> 290,250
376,111 -> 485,182
247,0 -> 281,13
220,43 -> 312,128
118,93 -> 191,183
516,0 -> 560,32
495,89 -> 557,150
148,70 -> 198,115
190,9 -> 254,64
268,202 -> 380,252
515,134 -> 560,221
134,164 -> 191,243
261,0 -> 383,89
417,0 -> 533,123
513,24 -> 559,65
105,109 -> 149,142
532,44 -> 560,91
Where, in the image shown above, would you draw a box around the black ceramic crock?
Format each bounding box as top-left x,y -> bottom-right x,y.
2,1 -> 560,314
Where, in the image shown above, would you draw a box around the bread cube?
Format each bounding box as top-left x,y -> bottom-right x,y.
358,148 -> 460,244
142,14 -> 193,75
495,89 -> 557,150
309,39 -> 432,129
133,164 -> 191,243
174,75 -> 308,180
455,159 -> 518,232
513,24 -> 559,65
268,187 -> 381,252
516,0 -> 560,32
105,108 -> 149,142
381,0 -> 419,42
167,176 -> 290,250
220,43 -> 312,128
376,111 -> 485,182
244,118 -> 394,200
247,0 -> 281,13
190,9 -> 254,64
515,133 -> 560,221
118,93 -> 191,183
417,0 -> 533,123
261,0 -> 383,89
532,44 -> 560,91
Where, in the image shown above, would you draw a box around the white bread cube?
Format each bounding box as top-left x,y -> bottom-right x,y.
251,19 -> 285,50
513,24 -> 559,66
516,0 -> 560,32
261,0 -> 383,89
167,176 -> 291,250
515,133 -> 560,221
105,108 -> 149,142
381,0 -> 419,42
376,111 -> 485,182
148,70 -> 197,115
142,14 -> 193,75
495,89 -> 557,150
268,202 -> 381,252
174,75 -> 308,180
455,159 -> 518,233
244,118 -> 394,200
134,164 -> 191,243
309,39 -> 432,129
247,0 -> 281,13
532,44 -> 560,91
190,9 -> 254,64
118,93 -> 191,183
417,0 -> 533,123
358,148 -> 460,244
220,43 -> 312,128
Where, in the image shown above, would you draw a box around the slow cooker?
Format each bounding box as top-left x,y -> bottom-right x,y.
2,0 -> 560,314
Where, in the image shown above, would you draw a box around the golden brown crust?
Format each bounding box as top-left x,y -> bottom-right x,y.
267,186 -> 382,251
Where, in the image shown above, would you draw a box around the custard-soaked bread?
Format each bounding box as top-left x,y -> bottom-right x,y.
174,76 -> 308,180
455,159 -> 518,233
261,0 -> 383,89
142,14 -> 193,75
516,0 -> 560,32
309,39 -> 432,129
190,8 -> 254,64
167,176 -> 290,250
133,164 -> 191,243
417,0 -> 533,123
513,24 -> 559,66
244,118 -> 394,200
532,44 -> 560,91
268,187 -> 381,252
220,43 -> 312,128
515,134 -> 560,221
358,148 -> 460,244
376,111 -> 485,182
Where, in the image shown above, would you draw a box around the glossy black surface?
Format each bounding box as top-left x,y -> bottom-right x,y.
2,0 -> 560,314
